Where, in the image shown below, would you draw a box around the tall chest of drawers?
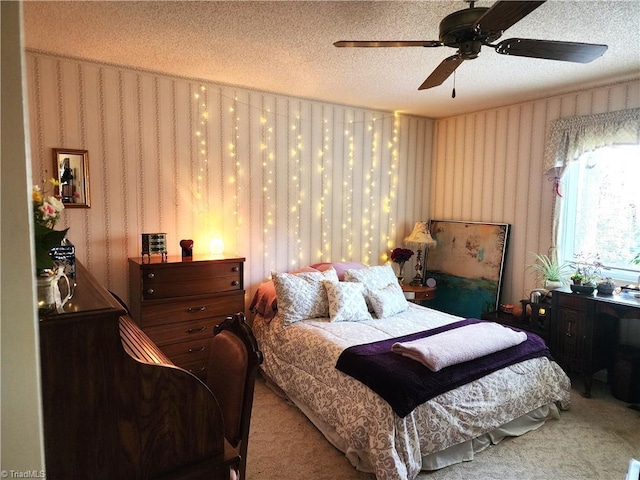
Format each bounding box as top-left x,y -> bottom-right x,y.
129,255 -> 245,380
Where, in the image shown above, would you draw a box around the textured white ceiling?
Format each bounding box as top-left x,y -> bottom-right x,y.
23,0 -> 640,118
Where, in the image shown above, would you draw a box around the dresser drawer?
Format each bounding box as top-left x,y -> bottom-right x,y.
141,262 -> 243,300
141,261 -> 242,284
139,292 -> 245,328
142,275 -> 241,300
143,317 -> 221,347
178,359 -> 208,380
162,338 -> 211,366
556,293 -> 589,310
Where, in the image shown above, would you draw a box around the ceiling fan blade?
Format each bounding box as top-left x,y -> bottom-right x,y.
474,1 -> 546,33
495,38 -> 608,63
419,55 -> 464,90
334,40 -> 441,48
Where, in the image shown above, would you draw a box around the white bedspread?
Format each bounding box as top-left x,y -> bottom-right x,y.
253,303 -> 571,480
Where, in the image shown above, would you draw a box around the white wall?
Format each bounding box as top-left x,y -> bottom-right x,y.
26,52 -> 434,307
431,79 -> 640,304
1,0 -> 45,472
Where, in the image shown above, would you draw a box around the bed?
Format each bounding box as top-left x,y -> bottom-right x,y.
250,263 -> 571,480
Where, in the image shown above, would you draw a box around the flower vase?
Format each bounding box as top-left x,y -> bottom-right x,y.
396,262 -> 406,284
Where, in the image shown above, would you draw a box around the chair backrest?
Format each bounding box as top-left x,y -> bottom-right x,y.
206,312 -> 263,480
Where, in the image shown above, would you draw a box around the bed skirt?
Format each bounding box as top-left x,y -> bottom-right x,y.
261,372 -> 560,473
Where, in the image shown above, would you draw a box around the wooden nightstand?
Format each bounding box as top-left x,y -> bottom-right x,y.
481,301 -> 551,344
128,255 -> 245,380
401,284 -> 436,304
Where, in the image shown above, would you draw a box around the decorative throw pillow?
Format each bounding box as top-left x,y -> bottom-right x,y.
322,280 -> 372,322
310,261 -> 367,280
271,267 -> 339,323
367,281 -> 408,318
343,264 -> 397,290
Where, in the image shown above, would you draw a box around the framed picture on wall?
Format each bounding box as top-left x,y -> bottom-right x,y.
53,148 -> 90,208
424,220 -> 510,318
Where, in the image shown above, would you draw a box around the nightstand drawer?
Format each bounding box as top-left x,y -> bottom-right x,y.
139,292 -> 245,328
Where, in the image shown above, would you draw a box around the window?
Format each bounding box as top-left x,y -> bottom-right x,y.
557,145 -> 640,283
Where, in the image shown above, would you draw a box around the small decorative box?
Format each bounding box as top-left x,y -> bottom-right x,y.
142,233 -> 167,261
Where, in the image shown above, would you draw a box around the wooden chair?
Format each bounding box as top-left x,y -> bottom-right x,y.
206,313 -> 264,480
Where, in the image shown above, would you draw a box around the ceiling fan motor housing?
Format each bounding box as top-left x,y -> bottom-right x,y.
439,6 -> 502,54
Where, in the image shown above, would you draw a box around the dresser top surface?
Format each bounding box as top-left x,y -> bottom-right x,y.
554,286 -> 640,309
129,255 -> 245,266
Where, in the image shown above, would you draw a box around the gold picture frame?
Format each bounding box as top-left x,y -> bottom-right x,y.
53,148 -> 90,208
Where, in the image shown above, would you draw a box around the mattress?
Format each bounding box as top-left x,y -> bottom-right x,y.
253,302 -> 571,480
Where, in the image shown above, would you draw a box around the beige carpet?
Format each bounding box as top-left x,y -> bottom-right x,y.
246,374 -> 639,480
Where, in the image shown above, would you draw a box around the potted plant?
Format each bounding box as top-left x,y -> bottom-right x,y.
597,276 -> 616,295
570,272 -> 584,285
527,253 -> 571,290
569,253 -> 602,295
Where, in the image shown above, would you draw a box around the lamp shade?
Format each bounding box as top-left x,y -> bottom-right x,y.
404,222 -> 437,246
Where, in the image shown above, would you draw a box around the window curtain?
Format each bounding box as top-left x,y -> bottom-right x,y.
543,107 -> 640,256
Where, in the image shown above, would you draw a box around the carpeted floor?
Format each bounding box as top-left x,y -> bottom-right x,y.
246,373 -> 640,480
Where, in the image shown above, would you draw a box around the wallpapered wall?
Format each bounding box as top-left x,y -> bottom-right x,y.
431,78 -> 640,304
26,51 -> 434,307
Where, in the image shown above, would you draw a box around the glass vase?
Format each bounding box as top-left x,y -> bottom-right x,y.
396,262 -> 406,284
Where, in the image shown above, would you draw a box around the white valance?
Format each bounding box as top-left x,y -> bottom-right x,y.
544,107 -> 640,175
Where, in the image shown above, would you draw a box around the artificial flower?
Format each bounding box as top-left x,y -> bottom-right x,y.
33,178 -> 68,271
390,247 -> 414,264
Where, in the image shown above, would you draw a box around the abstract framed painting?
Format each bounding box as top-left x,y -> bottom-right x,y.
424,220 -> 510,318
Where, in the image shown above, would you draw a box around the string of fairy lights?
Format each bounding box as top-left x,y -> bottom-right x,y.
192,85 -> 402,268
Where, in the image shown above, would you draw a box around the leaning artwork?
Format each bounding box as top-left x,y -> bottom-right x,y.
425,220 -> 510,318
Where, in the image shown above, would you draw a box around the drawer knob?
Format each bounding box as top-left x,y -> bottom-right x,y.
146,288 -> 154,295
232,266 -> 240,272
231,280 -> 239,287
187,326 -> 206,334
187,306 -> 207,313
147,272 -> 155,279
188,346 -> 206,353
189,366 -> 206,374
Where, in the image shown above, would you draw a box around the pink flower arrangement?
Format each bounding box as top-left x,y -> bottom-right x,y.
33,178 -> 68,271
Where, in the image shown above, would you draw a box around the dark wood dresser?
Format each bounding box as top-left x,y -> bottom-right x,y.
550,287 -> 640,397
128,255 -> 245,380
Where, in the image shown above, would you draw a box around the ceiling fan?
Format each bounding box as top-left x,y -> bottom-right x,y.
334,0 -> 608,91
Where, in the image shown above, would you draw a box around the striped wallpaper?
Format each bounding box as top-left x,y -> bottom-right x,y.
432,79 -> 640,304
26,51 -> 434,308
26,50 -> 639,312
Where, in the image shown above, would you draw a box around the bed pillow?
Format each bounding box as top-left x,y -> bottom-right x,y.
367,281 -> 409,318
322,280 -> 372,322
310,261 -> 367,281
271,267 -> 339,324
249,266 -> 319,321
343,264 -> 397,290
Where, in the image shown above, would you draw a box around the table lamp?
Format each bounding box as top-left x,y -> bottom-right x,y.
404,222 -> 437,286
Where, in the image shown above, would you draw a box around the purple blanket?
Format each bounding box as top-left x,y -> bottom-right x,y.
335,319 -> 551,417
